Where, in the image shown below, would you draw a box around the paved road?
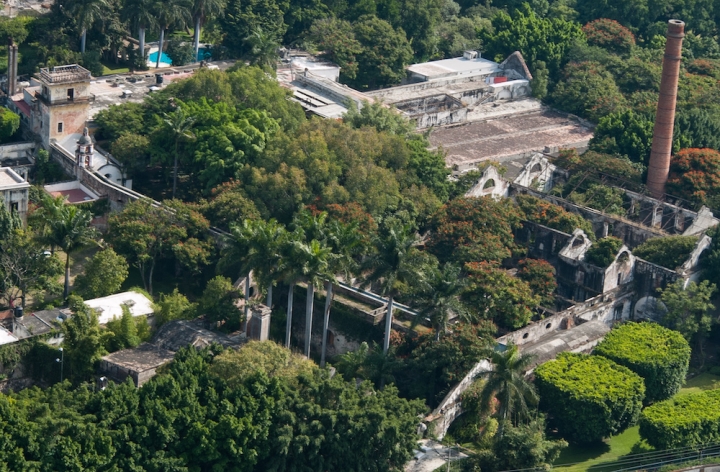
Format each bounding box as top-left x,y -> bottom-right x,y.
405,440 -> 468,472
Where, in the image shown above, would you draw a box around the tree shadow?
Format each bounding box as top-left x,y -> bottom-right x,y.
585,440 -> 654,472
553,441 -> 611,467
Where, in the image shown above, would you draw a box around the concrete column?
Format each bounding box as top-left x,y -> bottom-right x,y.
6,41 -> 17,95
647,20 -> 685,198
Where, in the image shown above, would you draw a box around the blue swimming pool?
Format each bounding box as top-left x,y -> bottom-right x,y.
149,48 -> 212,65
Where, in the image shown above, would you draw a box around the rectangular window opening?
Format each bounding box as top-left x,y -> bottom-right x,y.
57,122 -> 63,133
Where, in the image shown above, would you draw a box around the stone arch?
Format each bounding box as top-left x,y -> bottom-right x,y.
530,163 -> 542,173
483,178 -> 496,190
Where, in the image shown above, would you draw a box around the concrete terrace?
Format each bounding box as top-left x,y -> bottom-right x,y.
428,107 -> 593,170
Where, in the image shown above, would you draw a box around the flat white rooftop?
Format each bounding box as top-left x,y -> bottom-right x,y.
0,325 -> 18,345
85,291 -> 155,325
0,167 -> 30,190
408,56 -> 500,80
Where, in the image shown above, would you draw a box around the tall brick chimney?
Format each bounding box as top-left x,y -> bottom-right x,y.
6,40 -> 17,96
646,19 -> 685,198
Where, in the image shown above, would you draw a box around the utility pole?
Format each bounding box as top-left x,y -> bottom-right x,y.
56,347 -> 64,382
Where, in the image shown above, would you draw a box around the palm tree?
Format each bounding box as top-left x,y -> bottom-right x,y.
478,344 -> 538,437
122,0 -> 157,64
191,0 -> 225,60
320,218 -> 364,367
163,108 -> 195,199
413,264 -> 473,341
361,223 -> 426,354
219,220 -> 258,332
293,238 -> 333,358
71,0 -> 109,53
154,0 -> 192,68
245,28 -> 280,70
45,205 -> 97,298
277,227 -> 306,349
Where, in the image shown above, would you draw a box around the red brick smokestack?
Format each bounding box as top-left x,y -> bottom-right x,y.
647,19 -> 685,198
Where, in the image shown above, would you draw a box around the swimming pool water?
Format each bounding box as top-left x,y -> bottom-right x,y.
149,48 -> 212,65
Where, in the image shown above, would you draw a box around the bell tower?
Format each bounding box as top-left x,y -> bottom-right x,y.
75,127 -> 94,169
34,64 -> 92,148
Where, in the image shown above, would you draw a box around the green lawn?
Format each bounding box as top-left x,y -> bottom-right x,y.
552,373 -> 720,471
101,60 -> 130,76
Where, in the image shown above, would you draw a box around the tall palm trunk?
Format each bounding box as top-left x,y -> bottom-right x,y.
266,284 -> 272,308
304,283 -> 315,357
64,252 -> 71,298
138,26 -> 146,63
320,281 -> 333,367
172,140 -> 179,199
244,273 -> 250,334
156,27 -> 166,68
193,16 -> 201,60
383,296 -> 394,354
285,283 -> 294,348
81,29 -> 87,54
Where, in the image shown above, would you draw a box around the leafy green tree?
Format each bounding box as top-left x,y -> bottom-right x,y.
108,198 -> 211,294
62,295 -> 111,381
480,4 -> 583,74
584,236 -> 623,268
517,258 -> 557,306
343,100 -> 414,136
163,107 -> 195,199
667,148 -> 720,206
530,60 -> 549,100
199,181 -> 260,230
516,194 -> 596,237
0,107 -> 20,143
0,17 -> 29,44
93,102 -> 145,141
675,108 -> 720,152
551,61 -> 627,122
110,133 -> 150,178
74,248 -> 129,299
166,39 -> 195,67
477,344 -> 538,436
351,15 -> 414,89
399,0 -> 443,60
211,340 -> 315,385
491,418 -> 567,471
535,352 -> 645,444
105,305 -> 141,351
413,263 -> 470,340
362,222 -> 428,353
154,0 -> 192,68
155,288 -> 196,326
568,183 -> 626,216
633,235 -> 699,269
220,0 -> 288,58
582,18 -> 635,55
590,110 -> 654,164
659,279 -> 716,356
463,262 -> 539,330
200,275 -> 243,330
44,205 -> 97,298
308,17 -> 362,80
0,228 -> 63,308
428,197 -> 522,266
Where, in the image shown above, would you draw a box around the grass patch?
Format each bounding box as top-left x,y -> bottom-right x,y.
678,372 -> 720,395
101,60 -> 130,76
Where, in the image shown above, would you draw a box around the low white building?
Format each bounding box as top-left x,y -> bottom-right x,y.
0,167 -> 30,223
84,291 -> 155,325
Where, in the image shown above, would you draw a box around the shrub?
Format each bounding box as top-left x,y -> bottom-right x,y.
535,352 -> 645,443
74,248 -> 129,299
633,235 -> 698,269
517,258 -> 556,306
0,107 -> 20,143
640,389 -> 720,450
583,19 -> 636,55
584,236 -> 623,268
516,194 -> 595,239
166,39 -> 195,67
594,322 -> 690,402
667,148 -> 720,207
